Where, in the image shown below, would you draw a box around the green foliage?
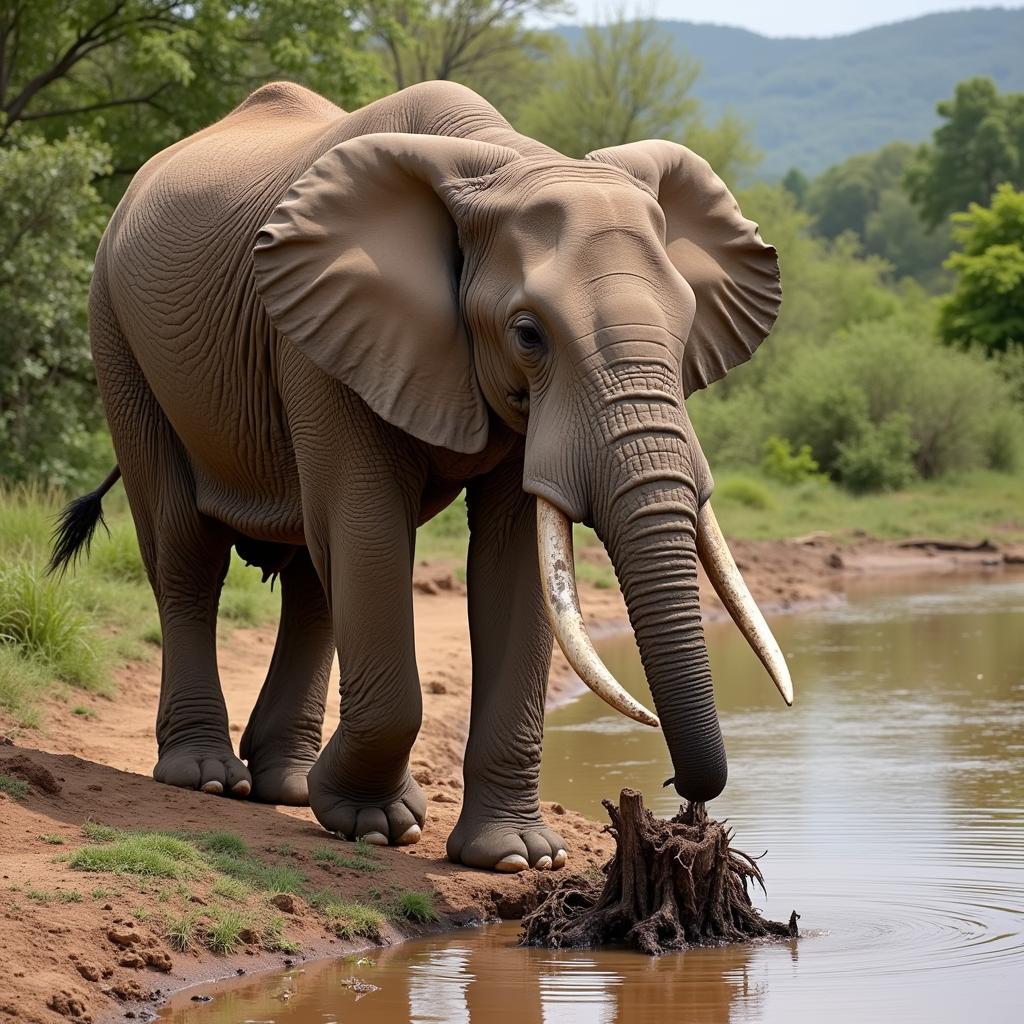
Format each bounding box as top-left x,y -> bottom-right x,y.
308,895 -> 388,941
713,476 -> 773,511
203,907 -> 247,954
760,437 -> 823,486
907,77 -> 1024,229
0,2 -> 386,182
0,774 -> 30,799
0,131 -> 111,487
367,0 -> 568,116
312,841 -> 384,874
164,910 -> 201,952
940,184 -> 1024,353
391,889 -> 439,923
0,564 -> 106,690
805,142 -> 952,286
518,15 -> 757,183
835,414 -> 919,494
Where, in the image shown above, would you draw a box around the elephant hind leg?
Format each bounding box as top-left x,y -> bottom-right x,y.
240,546 -> 334,805
91,297 -> 249,797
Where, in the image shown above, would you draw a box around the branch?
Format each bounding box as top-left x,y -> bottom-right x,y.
17,83 -> 172,122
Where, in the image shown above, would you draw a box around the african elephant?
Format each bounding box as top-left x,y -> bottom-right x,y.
51,80 -> 792,873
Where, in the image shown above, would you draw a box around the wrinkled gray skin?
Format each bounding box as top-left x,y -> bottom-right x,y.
86,80 -> 779,872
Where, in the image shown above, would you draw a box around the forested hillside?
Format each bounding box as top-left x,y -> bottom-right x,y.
557,9 -> 1024,176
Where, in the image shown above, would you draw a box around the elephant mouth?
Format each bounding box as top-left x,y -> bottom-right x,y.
535,495 -> 794,724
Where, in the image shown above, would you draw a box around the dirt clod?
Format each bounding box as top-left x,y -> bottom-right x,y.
270,893 -> 297,914
522,789 -> 798,955
107,927 -> 142,947
0,754 -> 63,794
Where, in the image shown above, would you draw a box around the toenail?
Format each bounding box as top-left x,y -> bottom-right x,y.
552,849 -> 567,869
231,780 -> 251,797
535,855 -> 553,870
200,781 -> 224,794
360,831 -> 388,846
495,854 -> 529,873
397,824 -> 421,846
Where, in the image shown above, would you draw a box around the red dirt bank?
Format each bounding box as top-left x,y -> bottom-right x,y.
1,535 -> 1019,1023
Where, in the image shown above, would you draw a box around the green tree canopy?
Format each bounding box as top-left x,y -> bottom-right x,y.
515,15 -> 756,183
0,130 -> 112,484
366,0 -> 568,114
804,142 -> 950,285
939,183 -> 1024,354
0,2 -> 385,179
906,77 -> 1024,229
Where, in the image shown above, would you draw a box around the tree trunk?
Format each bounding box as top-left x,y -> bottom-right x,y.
521,789 -> 798,955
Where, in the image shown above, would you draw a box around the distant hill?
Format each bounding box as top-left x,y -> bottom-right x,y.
555,9 -> 1024,177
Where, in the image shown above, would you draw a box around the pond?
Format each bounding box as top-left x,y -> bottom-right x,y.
160,573 -> 1024,1023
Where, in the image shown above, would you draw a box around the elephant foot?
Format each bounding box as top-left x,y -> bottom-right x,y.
308,751 -> 426,846
247,761 -> 315,806
240,728 -> 319,806
153,744 -> 252,797
446,811 -> 567,873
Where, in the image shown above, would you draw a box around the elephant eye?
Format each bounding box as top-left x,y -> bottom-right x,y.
511,315 -> 546,356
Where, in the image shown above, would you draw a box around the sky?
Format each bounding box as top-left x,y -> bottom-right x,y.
555,2 -> 1023,38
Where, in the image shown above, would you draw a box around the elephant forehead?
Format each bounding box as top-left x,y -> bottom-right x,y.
464,160 -> 665,241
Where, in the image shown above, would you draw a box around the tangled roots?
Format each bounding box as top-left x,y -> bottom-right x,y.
521,788 -> 798,955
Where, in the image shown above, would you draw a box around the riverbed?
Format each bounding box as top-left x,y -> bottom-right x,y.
159,573 -> 1024,1023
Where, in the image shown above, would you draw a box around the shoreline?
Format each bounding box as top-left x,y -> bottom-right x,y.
1,536 -> 1021,1024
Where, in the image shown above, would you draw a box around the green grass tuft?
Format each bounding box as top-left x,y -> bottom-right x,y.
312,842 -> 384,874
392,890 -> 438,923
196,831 -> 248,857
0,773 -> 29,799
81,820 -> 120,843
69,832 -> 205,878
164,910 -> 201,952
211,875 -> 250,902
38,833 -> 64,845
203,907 -> 247,954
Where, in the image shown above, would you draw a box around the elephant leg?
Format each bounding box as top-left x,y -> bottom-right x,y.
446,453 -> 566,872
240,547 -> 334,805
92,314 -> 249,797
301,409 -> 428,846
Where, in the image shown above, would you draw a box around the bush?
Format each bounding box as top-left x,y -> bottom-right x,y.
763,314 -> 1024,488
713,475 -> 773,510
760,436 -> 825,485
835,414 -> 919,493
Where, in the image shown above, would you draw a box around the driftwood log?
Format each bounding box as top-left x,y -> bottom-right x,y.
522,789 -> 798,955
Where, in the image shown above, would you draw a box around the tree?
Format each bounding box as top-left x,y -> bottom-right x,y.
805,143 -> 951,285
516,16 -> 756,184
365,0 -> 567,113
0,2 -> 385,178
0,130 -> 112,485
940,183 -> 1024,354
906,77 -> 1024,229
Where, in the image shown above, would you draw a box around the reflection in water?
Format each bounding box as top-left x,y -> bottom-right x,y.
161,574 -> 1024,1023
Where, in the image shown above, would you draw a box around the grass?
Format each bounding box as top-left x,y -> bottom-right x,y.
391,890 -> 438,923
0,773 -> 29,799
164,910 -> 201,952
38,833 -> 65,845
203,907 -> 247,954
306,891 -> 388,941
311,840 -> 384,874
68,831 -> 206,878
0,486 -> 281,733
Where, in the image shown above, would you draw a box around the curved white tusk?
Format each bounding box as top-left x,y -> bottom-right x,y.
536,496 -> 660,728
696,502 -> 794,706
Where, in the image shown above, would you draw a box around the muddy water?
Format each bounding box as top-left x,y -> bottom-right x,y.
162,574 -> 1024,1023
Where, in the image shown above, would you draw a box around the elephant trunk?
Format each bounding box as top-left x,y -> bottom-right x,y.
594,458 -> 727,802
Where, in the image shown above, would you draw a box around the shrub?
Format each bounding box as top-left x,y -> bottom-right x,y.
760,436 -> 824,485
835,414 -> 919,493
713,476 -> 773,510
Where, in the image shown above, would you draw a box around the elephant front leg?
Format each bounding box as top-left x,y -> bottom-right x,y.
446,456 -> 567,873
304,465 -> 427,847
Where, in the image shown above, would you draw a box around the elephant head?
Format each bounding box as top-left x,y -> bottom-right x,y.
253,132 -> 792,804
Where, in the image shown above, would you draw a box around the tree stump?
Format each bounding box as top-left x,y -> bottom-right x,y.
521,788 -> 798,955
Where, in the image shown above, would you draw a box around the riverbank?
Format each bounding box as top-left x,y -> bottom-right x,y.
2,534 -> 1022,1024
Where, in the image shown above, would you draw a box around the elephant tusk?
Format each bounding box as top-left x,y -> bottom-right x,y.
536,496 -> 660,728
696,502 -> 794,706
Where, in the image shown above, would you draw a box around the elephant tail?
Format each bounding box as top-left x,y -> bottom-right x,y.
47,466 -> 122,577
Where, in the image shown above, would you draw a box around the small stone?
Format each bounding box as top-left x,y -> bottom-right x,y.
144,950 -> 173,973
75,963 -> 100,982
190,995 -> 213,1003
550,803 -> 565,815
827,551 -> 844,570
238,928 -> 260,944
119,953 -> 145,969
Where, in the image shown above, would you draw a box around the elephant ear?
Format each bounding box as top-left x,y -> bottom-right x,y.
254,133 -> 520,453
586,140 -> 781,396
